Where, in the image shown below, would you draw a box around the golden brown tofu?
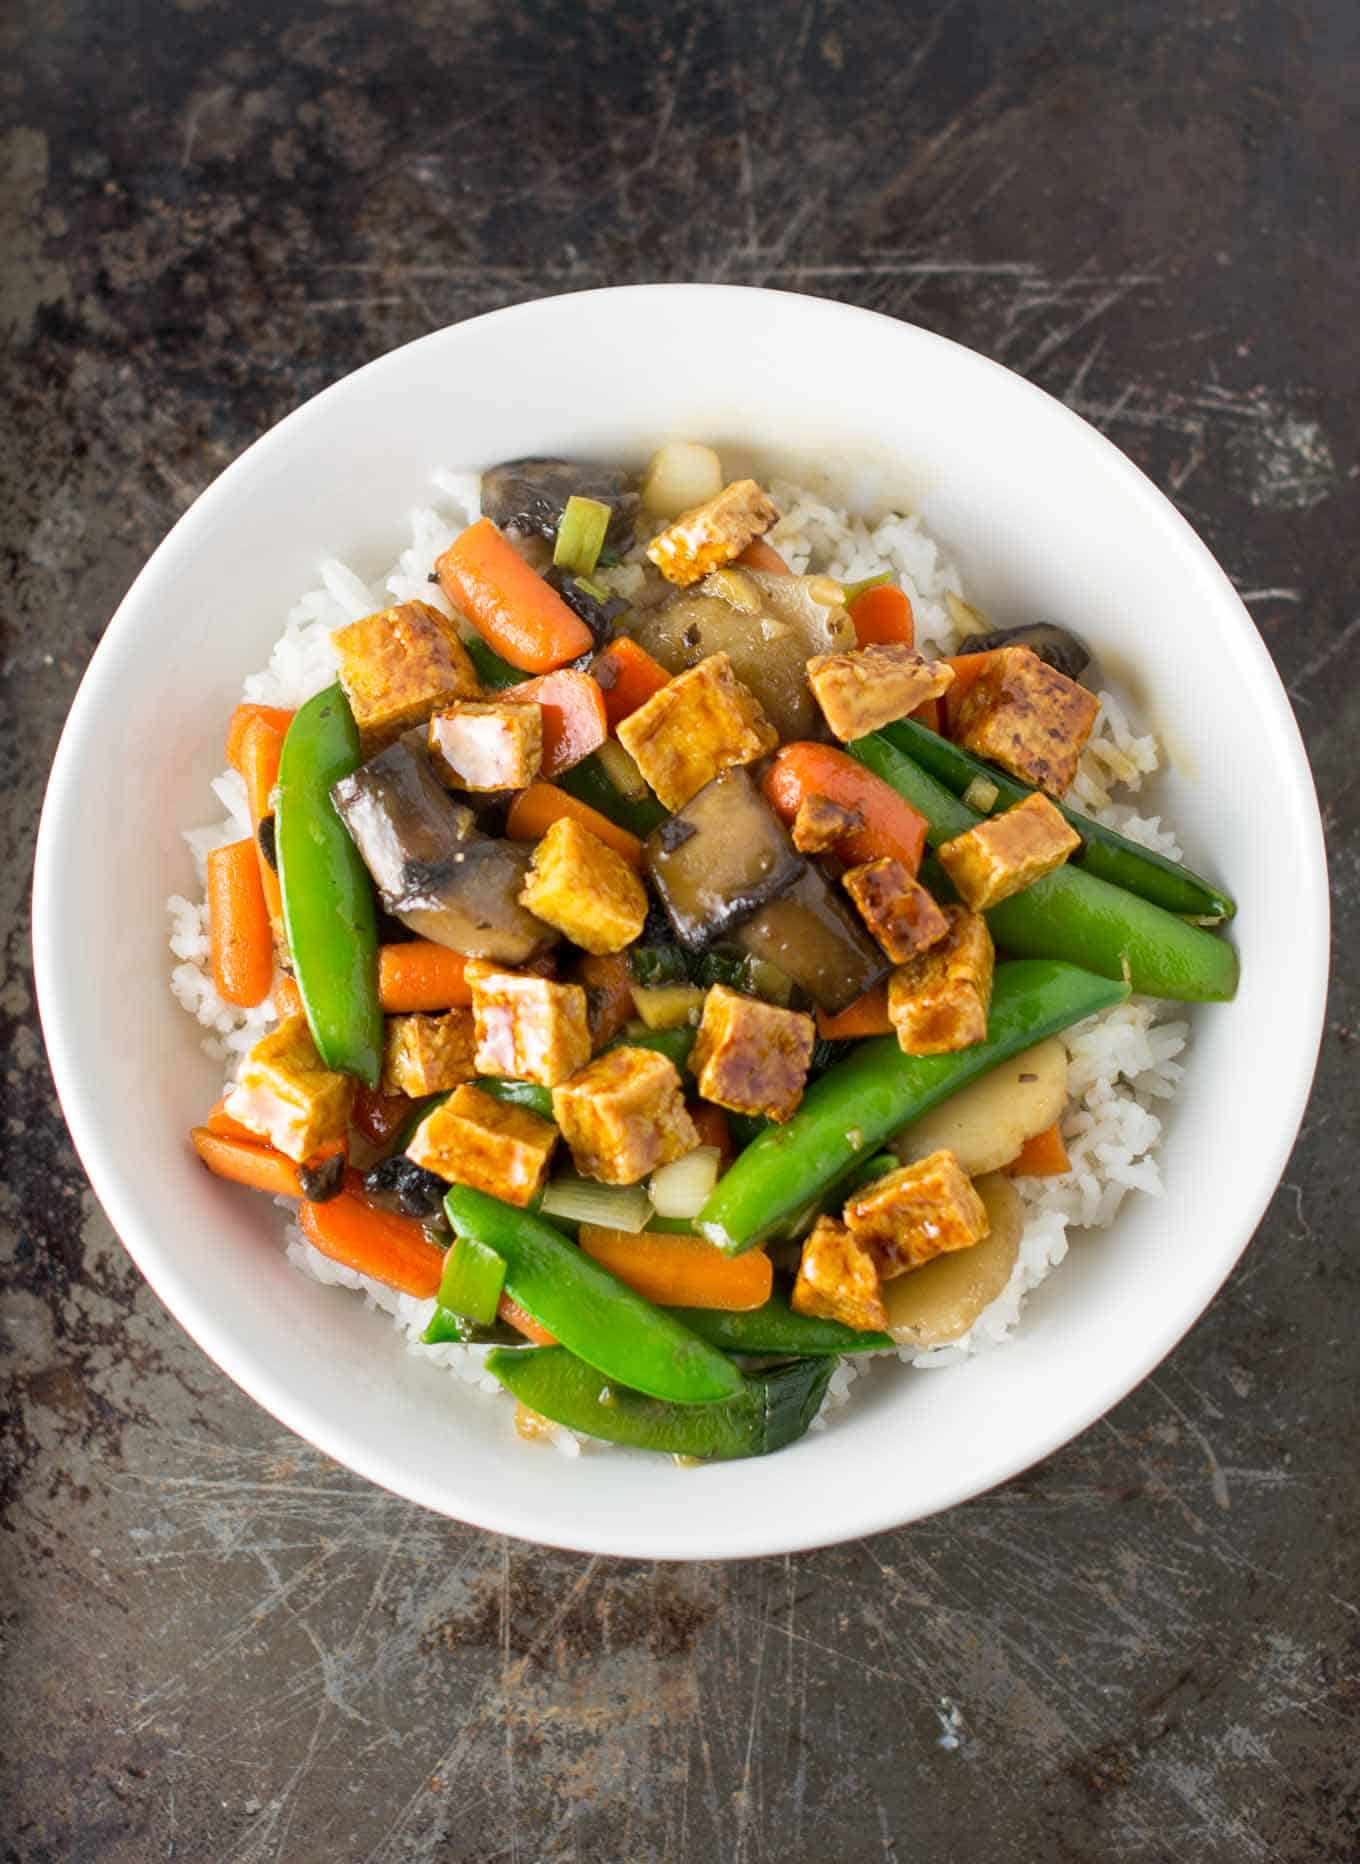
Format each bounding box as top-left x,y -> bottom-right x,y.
792,792 -> 865,854
224,1014 -> 354,1162
887,906 -> 995,1054
427,701 -> 542,792
519,816 -> 648,956
407,1083 -> 557,1207
690,984 -> 816,1125
806,643 -> 954,742
332,601 -> 481,751
465,960 -> 591,1088
953,645 -> 1100,796
843,858 -> 951,963
645,479 -> 779,586
936,791 -> 1082,911
551,1047 -> 698,1184
380,1009 -> 477,1097
791,1216 -> 888,1333
844,1149 -> 990,1278
616,653 -> 777,812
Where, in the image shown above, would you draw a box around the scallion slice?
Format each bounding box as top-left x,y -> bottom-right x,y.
553,496 -> 612,577
540,1175 -> 653,1233
648,1147 -> 722,1220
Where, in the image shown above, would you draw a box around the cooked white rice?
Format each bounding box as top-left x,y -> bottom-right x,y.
170,468 -> 1190,1452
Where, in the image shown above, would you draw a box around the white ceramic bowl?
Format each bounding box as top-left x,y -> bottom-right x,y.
34,286 -> 1327,1558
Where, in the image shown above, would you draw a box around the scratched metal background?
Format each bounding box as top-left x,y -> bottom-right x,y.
3,1 -> 1357,1858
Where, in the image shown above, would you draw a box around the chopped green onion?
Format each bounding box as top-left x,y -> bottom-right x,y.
553,496 -> 612,577
648,1147 -> 722,1219
696,948 -> 747,991
540,1175 -> 653,1233
630,983 -> 707,1031
841,570 -> 894,604
436,1232 -> 507,1326
629,945 -> 691,988
743,957 -> 793,1005
421,1305 -> 521,1347
962,775 -> 1000,813
595,736 -> 648,801
574,575 -> 612,603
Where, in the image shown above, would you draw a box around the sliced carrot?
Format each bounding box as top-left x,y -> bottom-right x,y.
226,703 -> 295,773
353,1087 -> 413,1146
911,696 -> 942,734
299,1171 -> 445,1297
575,951 -> 637,1048
736,537 -> 791,574
206,839 -> 274,1007
273,975 -> 304,1019
191,1126 -> 305,1199
592,637 -> 672,727
1006,1123 -> 1071,1177
501,668 -> 607,775
762,743 -> 928,875
436,517 -> 593,674
205,1094 -> 260,1143
688,1101 -> 734,1164
497,1294 -> 558,1346
579,1226 -> 773,1311
378,942 -> 472,1012
815,982 -> 893,1039
941,651 -> 993,735
238,715 -> 285,922
848,584 -> 915,648
505,782 -> 643,867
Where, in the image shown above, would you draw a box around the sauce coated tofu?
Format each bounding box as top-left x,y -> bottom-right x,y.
645,479 -> 779,586
552,1047 -> 698,1183
792,792 -> 864,854
690,984 -> 816,1124
224,1014 -> 354,1162
844,1148 -> 990,1277
519,816 -> 648,955
616,652 -> 778,812
843,858 -> 950,963
953,644 -> 1100,796
806,643 -> 954,742
427,701 -> 542,791
407,1083 -> 556,1207
465,960 -> 591,1088
791,1216 -> 888,1333
380,1009 -> 477,1096
887,906 -> 994,1054
332,600 -> 481,751
937,791 -> 1082,911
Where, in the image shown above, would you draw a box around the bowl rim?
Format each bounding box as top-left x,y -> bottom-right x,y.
33,284 -> 1330,1557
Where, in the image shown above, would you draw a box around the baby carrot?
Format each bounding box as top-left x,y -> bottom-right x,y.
190,1126 -> 304,1199
377,942 -> 472,1011
505,783 -> 644,866
502,668 -> 608,774
206,839 -> 274,1007
578,1226 -> 773,1312
815,982 -> 893,1040
591,637 -> 671,727
238,715 -> 285,921
1006,1123 -> 1071,1177
848,584 -> 915,648
762,742 -> 928,875
226,703 -> 295,773
436,518 -> 593,673
299,1172 -> 446,1298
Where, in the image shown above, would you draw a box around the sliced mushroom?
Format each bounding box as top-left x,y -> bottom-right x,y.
645,768 -> 806,953
481,458 -> 635,545
735,866 -> 891,1016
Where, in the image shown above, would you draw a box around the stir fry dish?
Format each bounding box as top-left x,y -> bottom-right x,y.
182,445 -> 1238,1462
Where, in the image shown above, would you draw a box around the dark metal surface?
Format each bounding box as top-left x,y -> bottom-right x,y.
3,2 -> 1357,1857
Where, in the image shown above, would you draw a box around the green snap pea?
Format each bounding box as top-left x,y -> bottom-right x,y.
421,1307 -> 521,1347
667,1297 -> 893,1357
436,1231 -> 506,1325
475,1077 -> 554,1120
848,733 -> 1238,1003
485,1345 -> 836,1458
460,634 -> 524,690
275,684 -> 383,1084
603,1024 -> 696,1070
558,754 -> 667,837
696,959 -> 1129,1253
443,1186 -> 742,1404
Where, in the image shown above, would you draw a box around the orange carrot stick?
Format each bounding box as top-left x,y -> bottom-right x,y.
1006,1123 -> 1072,1177
762,743 -> 929,875
736,537 -> 791,574
815,982 -> 893,1039
191,1126 -> 305,1198
592,637 -> 672,727
497,1294 -> 558,1346
273,974 -> 304,1019
579,1226 -> 773,1311
378,942 -> 472,1011
941,651 -> 993,735
238,715 -> 285,922
226,703 -> 295,773
299,1172 -> 446,1297
204,1095 -> 262,1143
505,782 -> 643,867
502,668 -> 608,774
848,584 -> 915,648
206,839 -> 274,1007
436,518 -> 593,673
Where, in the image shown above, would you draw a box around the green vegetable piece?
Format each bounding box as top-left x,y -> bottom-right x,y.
422,1305 -> 520,1346
558,753 -> 667,837
443,1186 -> 743,1404
436,1232 -> 507,1326
774,1149 -> 901,1244
841,569 -> 894,604
629,944 -> 692,988
697,959 -> 1130,1253
603,1024 -> 696,1070
485,1345 -> 836,1459
553,495 -> 612,577
461,635 -> 523,690
848,734 -> 1238,1003
475,1076 -> 555,1120
275,684 -> 383,1084
878,716 -> 1236,920
668,1296 -> 893,1357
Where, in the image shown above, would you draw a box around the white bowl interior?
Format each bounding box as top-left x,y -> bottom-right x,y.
34,287 -> 1327,1557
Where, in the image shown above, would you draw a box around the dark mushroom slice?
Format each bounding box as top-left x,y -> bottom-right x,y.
734,866 -> 892,1017
952,620 -> 1094,687
331,740 -> 480,902
645,768 -> 806,953
481,458 -> 636,547
394,840 -> 555,965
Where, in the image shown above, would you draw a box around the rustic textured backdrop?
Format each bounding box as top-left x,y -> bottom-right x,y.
3,1 -> 1357,1859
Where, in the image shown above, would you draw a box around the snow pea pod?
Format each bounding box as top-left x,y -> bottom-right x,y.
668,1297 -> 893,1357
878,716 -> 1235,920
848,733 -> 1238,1003
275,684 -> 383,1084
697,959 -> 1129,1254
443,1186 -> 742,1404
485,1345 -> 835,1458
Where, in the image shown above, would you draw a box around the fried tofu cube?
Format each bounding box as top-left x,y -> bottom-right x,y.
407,1083 -> 557,1206
791,1216 -> 888,1333
645,479 -> 779,586
551,1047 -> 698,1183
887,906 -> 994,1054
427,701 -> 542,791
616,652 -> 777,811
844,1149 -> 990,1277
224,1014 -> 354,1162
953,645 -> 1100,796
380,1010 -> 477,1096
518,816 -> 648,956
465,961 -> 591,1088
332,600 -> 481,751
792,792 -> 864,854
806,643 -> 954,742
937,791 -> 1082,911
843,858 -> 951,963
690,984 -> 816,1124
